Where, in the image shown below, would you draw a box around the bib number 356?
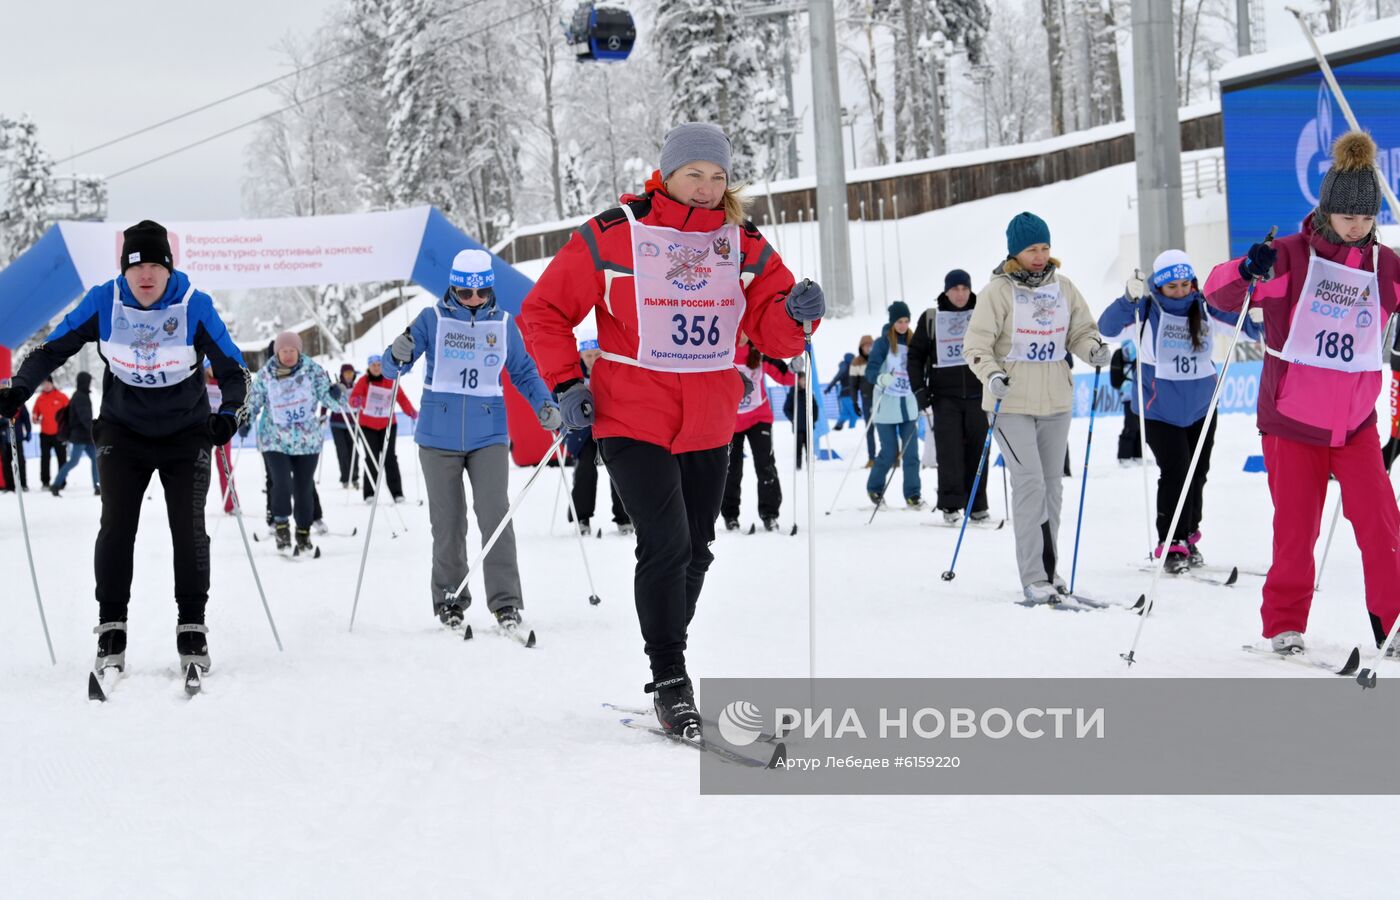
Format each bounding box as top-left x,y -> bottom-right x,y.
672,314 -> 721,348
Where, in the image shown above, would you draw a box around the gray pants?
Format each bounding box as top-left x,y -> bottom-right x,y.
419,443 -> 522,613
992,411 -> 1071,588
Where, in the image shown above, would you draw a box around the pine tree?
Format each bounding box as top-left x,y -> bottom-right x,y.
0,115 -> 54,264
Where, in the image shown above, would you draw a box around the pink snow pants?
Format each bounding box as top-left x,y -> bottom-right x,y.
1261,427 -> 1400,641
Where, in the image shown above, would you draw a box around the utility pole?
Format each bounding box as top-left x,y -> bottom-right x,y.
1132,0 -> 1185,266
780,13 -> 800,179
1236,0 -> 1251,55
808,0 -> 855,316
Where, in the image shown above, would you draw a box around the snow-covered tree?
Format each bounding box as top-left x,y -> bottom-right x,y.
0,115 -> 55,264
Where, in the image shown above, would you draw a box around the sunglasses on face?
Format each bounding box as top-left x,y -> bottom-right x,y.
453,287 -> 493,302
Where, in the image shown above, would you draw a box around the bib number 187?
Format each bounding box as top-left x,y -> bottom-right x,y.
672,314 -> 721,347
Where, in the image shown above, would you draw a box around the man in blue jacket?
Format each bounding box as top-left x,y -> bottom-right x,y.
0,220 -> 247,680
383,248 -> 560,630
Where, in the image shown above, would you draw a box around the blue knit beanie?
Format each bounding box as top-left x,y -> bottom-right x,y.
1006,212 -> 1051,257
888,301 -> 911,324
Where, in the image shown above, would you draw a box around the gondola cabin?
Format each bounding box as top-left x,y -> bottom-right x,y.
565,3 -> 636,62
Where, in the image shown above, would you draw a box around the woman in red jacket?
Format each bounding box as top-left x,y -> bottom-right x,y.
722,333 -> 795,533
520,123 -> 824,737
1205,131 -> 1400,658
350,354 -> 418,503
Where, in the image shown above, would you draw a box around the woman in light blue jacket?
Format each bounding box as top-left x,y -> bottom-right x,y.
864,301 -> 922,507
245,331 -> 341,555
383,249 -> 560,631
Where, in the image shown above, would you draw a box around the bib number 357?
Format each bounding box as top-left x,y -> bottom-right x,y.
672,314 -> 721,348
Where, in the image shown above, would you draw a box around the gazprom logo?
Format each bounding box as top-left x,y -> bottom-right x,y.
1295,82 -> 1335,207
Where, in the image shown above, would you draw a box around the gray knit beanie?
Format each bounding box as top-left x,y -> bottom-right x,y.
1319,131 -> 1381,217
660,123 -> 732,180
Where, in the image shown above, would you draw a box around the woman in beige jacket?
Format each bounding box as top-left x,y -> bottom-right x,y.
962,212 -> 1110,603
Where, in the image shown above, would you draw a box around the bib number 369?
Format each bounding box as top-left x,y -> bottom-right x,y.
1025,341 -> 1057,361
1312,330 -> 1355,363
672,314 -> 721,348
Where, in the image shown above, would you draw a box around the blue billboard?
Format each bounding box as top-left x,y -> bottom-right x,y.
1221,39 -> 1400,257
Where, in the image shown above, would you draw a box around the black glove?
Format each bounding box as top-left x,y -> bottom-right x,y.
208,413 -> 238,446
915,388 -> 932,412
0,386 -> 31,419
738,369 -> 754,404
238,421 -> 251,439
1239,242 -> 1277,281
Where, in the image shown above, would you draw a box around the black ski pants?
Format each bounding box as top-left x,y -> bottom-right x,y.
599,437 -> 728,679
362,423 -> 403,500
722,421 -> 781,521
573,433 -> 629,525
331,424 -> 359,484
1144,414 -> 1217,544
265,451 -> 319,529
94,419 -> 212,625
1118,405 -> 1142,460
932,395 -> 989,514
39,433 -> 66,486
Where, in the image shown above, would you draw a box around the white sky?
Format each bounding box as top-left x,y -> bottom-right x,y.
1,0 -> 342,222
0,0 -> 1336,225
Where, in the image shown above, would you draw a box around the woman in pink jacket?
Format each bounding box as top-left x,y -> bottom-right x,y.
1205,131 -> 1400,657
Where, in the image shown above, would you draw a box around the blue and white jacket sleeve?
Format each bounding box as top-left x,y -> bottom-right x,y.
1207,302 -> 1264,341
864,337 -> 890,385
1097,294 -> 1144,342
11,287 -> 103,393
505,318 -> 556,411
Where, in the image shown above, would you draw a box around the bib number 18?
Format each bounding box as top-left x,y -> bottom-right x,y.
459,367 -> 479,390
672,314 -> 721,348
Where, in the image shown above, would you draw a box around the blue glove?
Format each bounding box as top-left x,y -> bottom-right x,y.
556,381 -> 594,432
1239,242 -> 1277,281
785,279 -> 825,323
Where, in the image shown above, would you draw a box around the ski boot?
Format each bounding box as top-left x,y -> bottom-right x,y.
762,517 -> 780,532
970,511 -> 992,525
312,519 -> 329,536
867,490 -> 883,506
1186,532 -> 1205,569
1156,542 -> 1191,575
436,601 -> 466,628
294,527 -> 316,558
1022,582 -> 1059,604
1271,631 -> 1304,655
577,518 -> 592,536
1052,574 -> 1071,597
724,517 -> 741,532
645,667 -> 701,738
176,623 -> 211,672
93,621 -> 127,673
618,522 -> 635,536
940,509 -> 962,526
274,521 -> 292,552
906,497 -> 925,510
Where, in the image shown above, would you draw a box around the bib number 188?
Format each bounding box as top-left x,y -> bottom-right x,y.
1313,330 -> 1355,363
672,314 -> 721,347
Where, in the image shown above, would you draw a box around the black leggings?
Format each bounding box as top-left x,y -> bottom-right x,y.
1144,415 -> 1217,544
265,452 -> 320,529
722,421 -> 782,521
599,437 -> 728,678
331,425 -> 358,484
93,419 -> 212,624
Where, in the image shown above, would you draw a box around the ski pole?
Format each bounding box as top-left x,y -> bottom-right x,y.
445,431 -> 568,604
349,378 -> 404,631
826,388 -> 889,515
217,443 -> 283,651
549,454 -> 564,536
940,400 -> 1001,581
1123,226 -> 1277,666
1068,366 -> 1103,595
867,409 -> 920,525
1314,491 -> 1342,593
802,326 -> 818,678
551,437 -> 603,605
1132,292 -> 1155,560
7,418 -> 55,665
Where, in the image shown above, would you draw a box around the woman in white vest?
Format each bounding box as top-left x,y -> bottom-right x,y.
864,301 -> 923,507
963,212 -> 1110,604
383,249 -> 560,632
246,331 -> 341,556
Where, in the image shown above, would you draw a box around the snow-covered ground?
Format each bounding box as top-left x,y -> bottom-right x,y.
2,363 -> 1396,896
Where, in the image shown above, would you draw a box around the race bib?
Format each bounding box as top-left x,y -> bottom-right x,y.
268,372 -> 316,428
364,384 -> 394,418
736,363 -> 766,413
429,314 -> 507,397
627,206 -> 745,373
1277,250 -> 1383,374
1006,282 -> 1069,363
1143,309 -> 1214,382
100,284 -> 198,388
883,343 -> 912,397
934,310 -> 973,368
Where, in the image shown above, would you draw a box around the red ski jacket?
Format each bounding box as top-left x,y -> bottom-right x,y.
519,186 -> 817,453
349,373 -> 417,431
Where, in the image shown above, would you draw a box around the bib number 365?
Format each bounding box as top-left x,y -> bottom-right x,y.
672,314 -> 721,348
